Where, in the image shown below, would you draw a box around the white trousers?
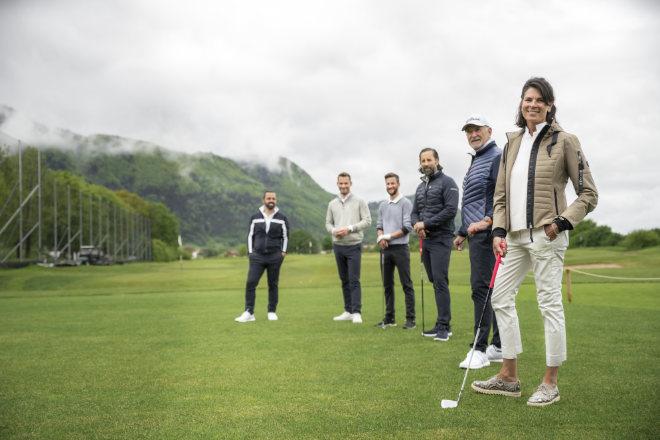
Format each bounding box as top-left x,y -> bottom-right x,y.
491,227 -> 568,367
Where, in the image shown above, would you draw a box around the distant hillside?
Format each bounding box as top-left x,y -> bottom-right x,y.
0,106 -> 338,247
41,142 -> 335,247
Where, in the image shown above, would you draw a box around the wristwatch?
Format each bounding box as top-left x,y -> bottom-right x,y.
483,216 -> 493,225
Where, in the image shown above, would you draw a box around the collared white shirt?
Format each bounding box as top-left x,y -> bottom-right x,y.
259,205 -> 278,232
509,122 -> 547,232
388,193 -> 404,204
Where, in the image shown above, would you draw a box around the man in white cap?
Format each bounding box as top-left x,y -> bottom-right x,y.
453,114 -> 503,368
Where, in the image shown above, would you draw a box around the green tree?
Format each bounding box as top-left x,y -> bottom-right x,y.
322,235 -> 333,251
569,219 -> 622,247
289,229 -> 320,254
147,201 -> 179,247
152,239 -> 177,262
621,229 -> 660,250
238,245 -> 248,257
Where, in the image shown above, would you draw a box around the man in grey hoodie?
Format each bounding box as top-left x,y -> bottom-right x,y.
325,172 -> 372,324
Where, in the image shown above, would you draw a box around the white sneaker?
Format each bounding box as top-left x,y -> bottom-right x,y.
235,311 -> 255,322
267,312 -> 278,321
352,313 -> 362,324
459,349 -> 490,369
486,344 -> 503,362
333,311 -> 354,321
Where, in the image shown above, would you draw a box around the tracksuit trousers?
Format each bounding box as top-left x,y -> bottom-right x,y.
244,251 -> 284,314
491,227 -> 568,367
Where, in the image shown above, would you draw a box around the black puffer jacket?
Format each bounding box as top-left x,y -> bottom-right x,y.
411,170 -> 459,239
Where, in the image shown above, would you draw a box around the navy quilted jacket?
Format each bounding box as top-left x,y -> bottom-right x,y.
458,141 -> 501,237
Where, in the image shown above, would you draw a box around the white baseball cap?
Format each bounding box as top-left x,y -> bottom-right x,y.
461,114 -> 490,131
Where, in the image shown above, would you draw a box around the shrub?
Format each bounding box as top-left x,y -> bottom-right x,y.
152,239 -> 178,262
322,236 -> 333,251
621,229 -> 660,250
238,245 -> 248,257
202,247 -> 221,258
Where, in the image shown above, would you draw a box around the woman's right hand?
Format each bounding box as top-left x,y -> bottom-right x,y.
493,237 -> 507,258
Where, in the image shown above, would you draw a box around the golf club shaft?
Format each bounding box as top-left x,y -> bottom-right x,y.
454,253 -> 502,406
456,327 -> 482,405
419,236 -> 424,334
475,253 -> 502,332
380,248 -> 385,328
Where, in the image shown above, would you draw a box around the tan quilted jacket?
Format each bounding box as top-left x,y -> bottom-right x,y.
493,121 -> 598,233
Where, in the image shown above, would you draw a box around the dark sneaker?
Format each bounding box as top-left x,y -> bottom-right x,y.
402,320 -> 416,329
422,326 -> 440,337
374,318 -> 396,327
471,375 -> 521,397
433,328 -> 450,341
527,383 -> 560,407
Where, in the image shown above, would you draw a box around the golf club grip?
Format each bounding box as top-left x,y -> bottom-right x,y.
419,236 -> 423,255
489,254 -> 502,289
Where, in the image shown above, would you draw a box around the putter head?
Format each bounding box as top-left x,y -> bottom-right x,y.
441,399 -> 458,409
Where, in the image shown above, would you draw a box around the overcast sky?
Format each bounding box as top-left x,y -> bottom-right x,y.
1,0 -> 659,234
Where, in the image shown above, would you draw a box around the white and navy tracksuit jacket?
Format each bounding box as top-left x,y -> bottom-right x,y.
247,207 -> 290,255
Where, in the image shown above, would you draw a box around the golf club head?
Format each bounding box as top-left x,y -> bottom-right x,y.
441,399 -> 458,409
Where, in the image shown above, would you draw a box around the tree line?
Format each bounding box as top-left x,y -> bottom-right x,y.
257,219 -> 659,256
0,146 -> 182,262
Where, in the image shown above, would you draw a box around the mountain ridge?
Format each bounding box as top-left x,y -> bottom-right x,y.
0,105 -> 338,247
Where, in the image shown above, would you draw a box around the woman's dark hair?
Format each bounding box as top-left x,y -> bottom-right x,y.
515,77 -> 557,128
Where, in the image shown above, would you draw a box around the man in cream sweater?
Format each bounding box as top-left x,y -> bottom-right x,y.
325,172 -> 372,324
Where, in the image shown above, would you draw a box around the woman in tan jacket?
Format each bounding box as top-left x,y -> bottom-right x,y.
471,77 -> 598,406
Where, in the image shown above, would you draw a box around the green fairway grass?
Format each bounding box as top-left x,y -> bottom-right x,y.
1,247 -> 659,439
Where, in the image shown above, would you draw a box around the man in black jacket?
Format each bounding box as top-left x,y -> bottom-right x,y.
411,148 -> 459,341
235,191 -> 290,322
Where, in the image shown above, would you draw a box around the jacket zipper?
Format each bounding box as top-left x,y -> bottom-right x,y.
526,124 -> 551,242
577,151 -> 584,192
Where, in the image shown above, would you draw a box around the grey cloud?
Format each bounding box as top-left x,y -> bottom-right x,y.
1,0 -> 659,234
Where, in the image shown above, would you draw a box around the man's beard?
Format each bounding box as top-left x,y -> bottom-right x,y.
266,203 -> 276,209
422,165 -> 437,176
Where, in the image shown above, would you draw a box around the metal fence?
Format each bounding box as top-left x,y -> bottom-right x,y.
1,143 -> 152,265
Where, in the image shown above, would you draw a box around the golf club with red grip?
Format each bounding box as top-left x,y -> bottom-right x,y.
441,252 -> 502,409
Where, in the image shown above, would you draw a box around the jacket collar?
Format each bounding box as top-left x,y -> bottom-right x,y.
420,169 -> 442,184
259,206 -> 279,217
507,120 -> 563,143
471,140 -> 497,157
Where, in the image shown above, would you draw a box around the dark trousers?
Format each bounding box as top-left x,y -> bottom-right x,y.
244,252 -> 284,314
333,243 -> 362,314
382,244 -> 415,321
421,235 -> 452,330
468,231 -> 501,352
